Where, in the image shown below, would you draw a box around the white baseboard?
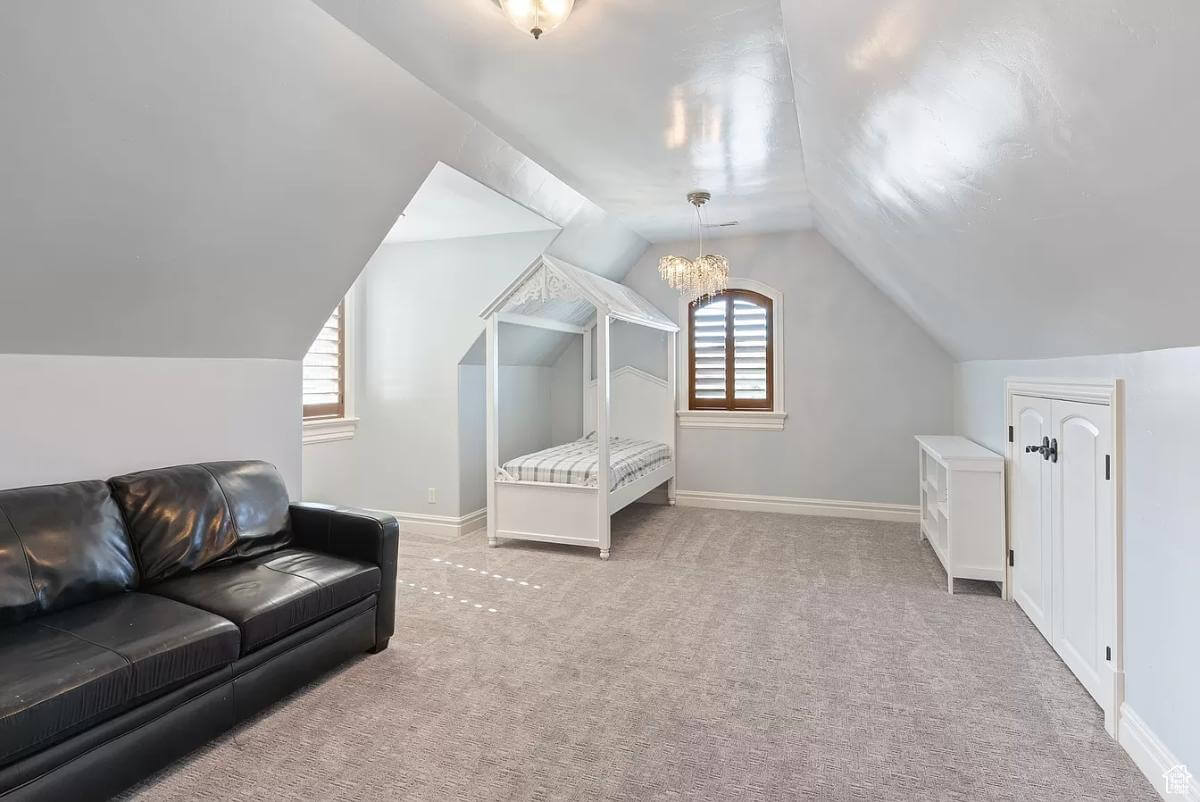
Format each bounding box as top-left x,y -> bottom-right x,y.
1119,703 -> 1198,800
368,507 -> 486,539
674,490 -> 919,523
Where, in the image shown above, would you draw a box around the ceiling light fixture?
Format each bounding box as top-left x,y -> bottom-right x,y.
658,191 -> 730,302
499,0 -> 575,40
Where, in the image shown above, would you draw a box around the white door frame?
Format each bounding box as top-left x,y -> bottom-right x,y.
1003,377 -> 1125,737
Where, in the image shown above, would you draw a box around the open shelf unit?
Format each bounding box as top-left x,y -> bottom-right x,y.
916,435 -> 1006,595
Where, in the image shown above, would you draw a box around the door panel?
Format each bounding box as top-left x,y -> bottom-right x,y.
1051,400 -> 1113,712
1011,395 -> 1053,641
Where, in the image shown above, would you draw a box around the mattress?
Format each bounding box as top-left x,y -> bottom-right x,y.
498,434 -> 672,491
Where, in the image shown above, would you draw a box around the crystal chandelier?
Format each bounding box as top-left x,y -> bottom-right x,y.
498,0 -> 575,40
658,191 -> 730,302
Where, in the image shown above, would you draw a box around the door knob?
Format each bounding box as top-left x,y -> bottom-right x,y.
1025,436 -> 1050,459
1024,436 -> 1057,461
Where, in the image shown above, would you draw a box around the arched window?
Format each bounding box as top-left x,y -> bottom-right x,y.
688,289 -> 773,410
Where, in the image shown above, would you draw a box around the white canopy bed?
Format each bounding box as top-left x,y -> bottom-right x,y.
480,254 -> 679,560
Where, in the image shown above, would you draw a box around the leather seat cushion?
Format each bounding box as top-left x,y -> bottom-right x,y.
40,593 -> 240,701
0,593 -> 240,768
0,625 -> 130,768
146,549 -> 379,655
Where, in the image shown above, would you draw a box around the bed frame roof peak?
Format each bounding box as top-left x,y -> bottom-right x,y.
480,253 -> 678,333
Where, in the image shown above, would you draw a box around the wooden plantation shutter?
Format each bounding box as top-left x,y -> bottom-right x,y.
688,289 -> 773,410
303,301 -> 345,419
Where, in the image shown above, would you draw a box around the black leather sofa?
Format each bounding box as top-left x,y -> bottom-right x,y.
0,461 -> 398,801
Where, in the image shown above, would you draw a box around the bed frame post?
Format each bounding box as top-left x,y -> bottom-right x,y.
485,313 -> 499,548
582,322 -> 592,426
596,314 -> 611,559
667,329 -> 677,506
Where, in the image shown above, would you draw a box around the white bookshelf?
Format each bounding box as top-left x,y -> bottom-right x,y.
915,436 -> 1006,596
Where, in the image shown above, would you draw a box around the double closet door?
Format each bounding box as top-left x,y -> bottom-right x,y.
1010,394 -> 1116,723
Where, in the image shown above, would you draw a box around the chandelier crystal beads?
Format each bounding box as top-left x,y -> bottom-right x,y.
658,191 -> 730,302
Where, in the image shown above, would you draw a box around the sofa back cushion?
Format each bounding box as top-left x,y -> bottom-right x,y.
199,461 -> 292,559
0,481 -> 138,625
108,464 -> 240,583
109,461 -> 290,583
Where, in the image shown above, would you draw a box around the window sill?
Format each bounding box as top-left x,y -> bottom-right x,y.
302,416 -> 359,445
677,410 -> 787,431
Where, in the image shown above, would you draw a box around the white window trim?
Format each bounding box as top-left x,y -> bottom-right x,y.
303,282 -> 360,445
675,277 -> 786,431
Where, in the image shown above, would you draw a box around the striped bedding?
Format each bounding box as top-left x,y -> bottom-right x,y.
498,433 -> 672,491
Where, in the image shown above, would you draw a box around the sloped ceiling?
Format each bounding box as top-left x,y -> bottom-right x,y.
322,0 -> 1200,362
460,325 -> 575,368
0,1 -> 644,360
5,2 -> 1195,363
313,0 -> 812,242
384,163 -> 560,244
781,0 -> 1200,360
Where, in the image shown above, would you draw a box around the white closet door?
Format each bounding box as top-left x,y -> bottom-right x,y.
1011,395 -> 1053,641
1051,399 -> 1114,712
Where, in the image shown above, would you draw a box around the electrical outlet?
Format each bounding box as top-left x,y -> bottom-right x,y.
427,488 -> 437,504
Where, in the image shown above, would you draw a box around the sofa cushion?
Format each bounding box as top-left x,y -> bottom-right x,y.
38,593 -> 240,702
0,623 -> 131,768
255,549 -> 382,612
108,464 -> 239,584
199,461 -> 291,559
0,481 -> 138,626
145,549 -> 379,655
109,461 -> 291,583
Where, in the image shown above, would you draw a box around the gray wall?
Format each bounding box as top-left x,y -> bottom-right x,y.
955,348 -> 1200,776
302,230 -> 560,516
622,230 -> 955,505
550,337 -> 586,444
457,365 -> 556,514
0,355 -> 301,495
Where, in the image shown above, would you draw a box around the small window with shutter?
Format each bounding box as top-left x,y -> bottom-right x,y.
688,289 -> 773,410
303,301 -> 346,420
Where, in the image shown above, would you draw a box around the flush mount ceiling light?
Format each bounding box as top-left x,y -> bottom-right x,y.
499,0 -> 575,40
658,191 -> 730,302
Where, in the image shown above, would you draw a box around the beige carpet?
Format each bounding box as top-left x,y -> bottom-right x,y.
123,505 -> 1155,801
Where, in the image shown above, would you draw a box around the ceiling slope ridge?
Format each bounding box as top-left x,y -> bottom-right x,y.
774,0 -> 957,361
812,209 -> 961,362
311,0 -> 649,281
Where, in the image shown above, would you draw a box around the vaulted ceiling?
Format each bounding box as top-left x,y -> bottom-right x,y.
782,0 -> 1200,360
3,1 -> 1196,363
313,0 -> 813,241
320,0 -> 1200,362
0,1 -> 644,360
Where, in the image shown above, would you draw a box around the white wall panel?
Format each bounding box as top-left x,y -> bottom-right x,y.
0,355 -> 301,495
303,231 -> 559,516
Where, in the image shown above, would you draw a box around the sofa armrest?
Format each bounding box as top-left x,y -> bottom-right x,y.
289,503 -> 398,652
